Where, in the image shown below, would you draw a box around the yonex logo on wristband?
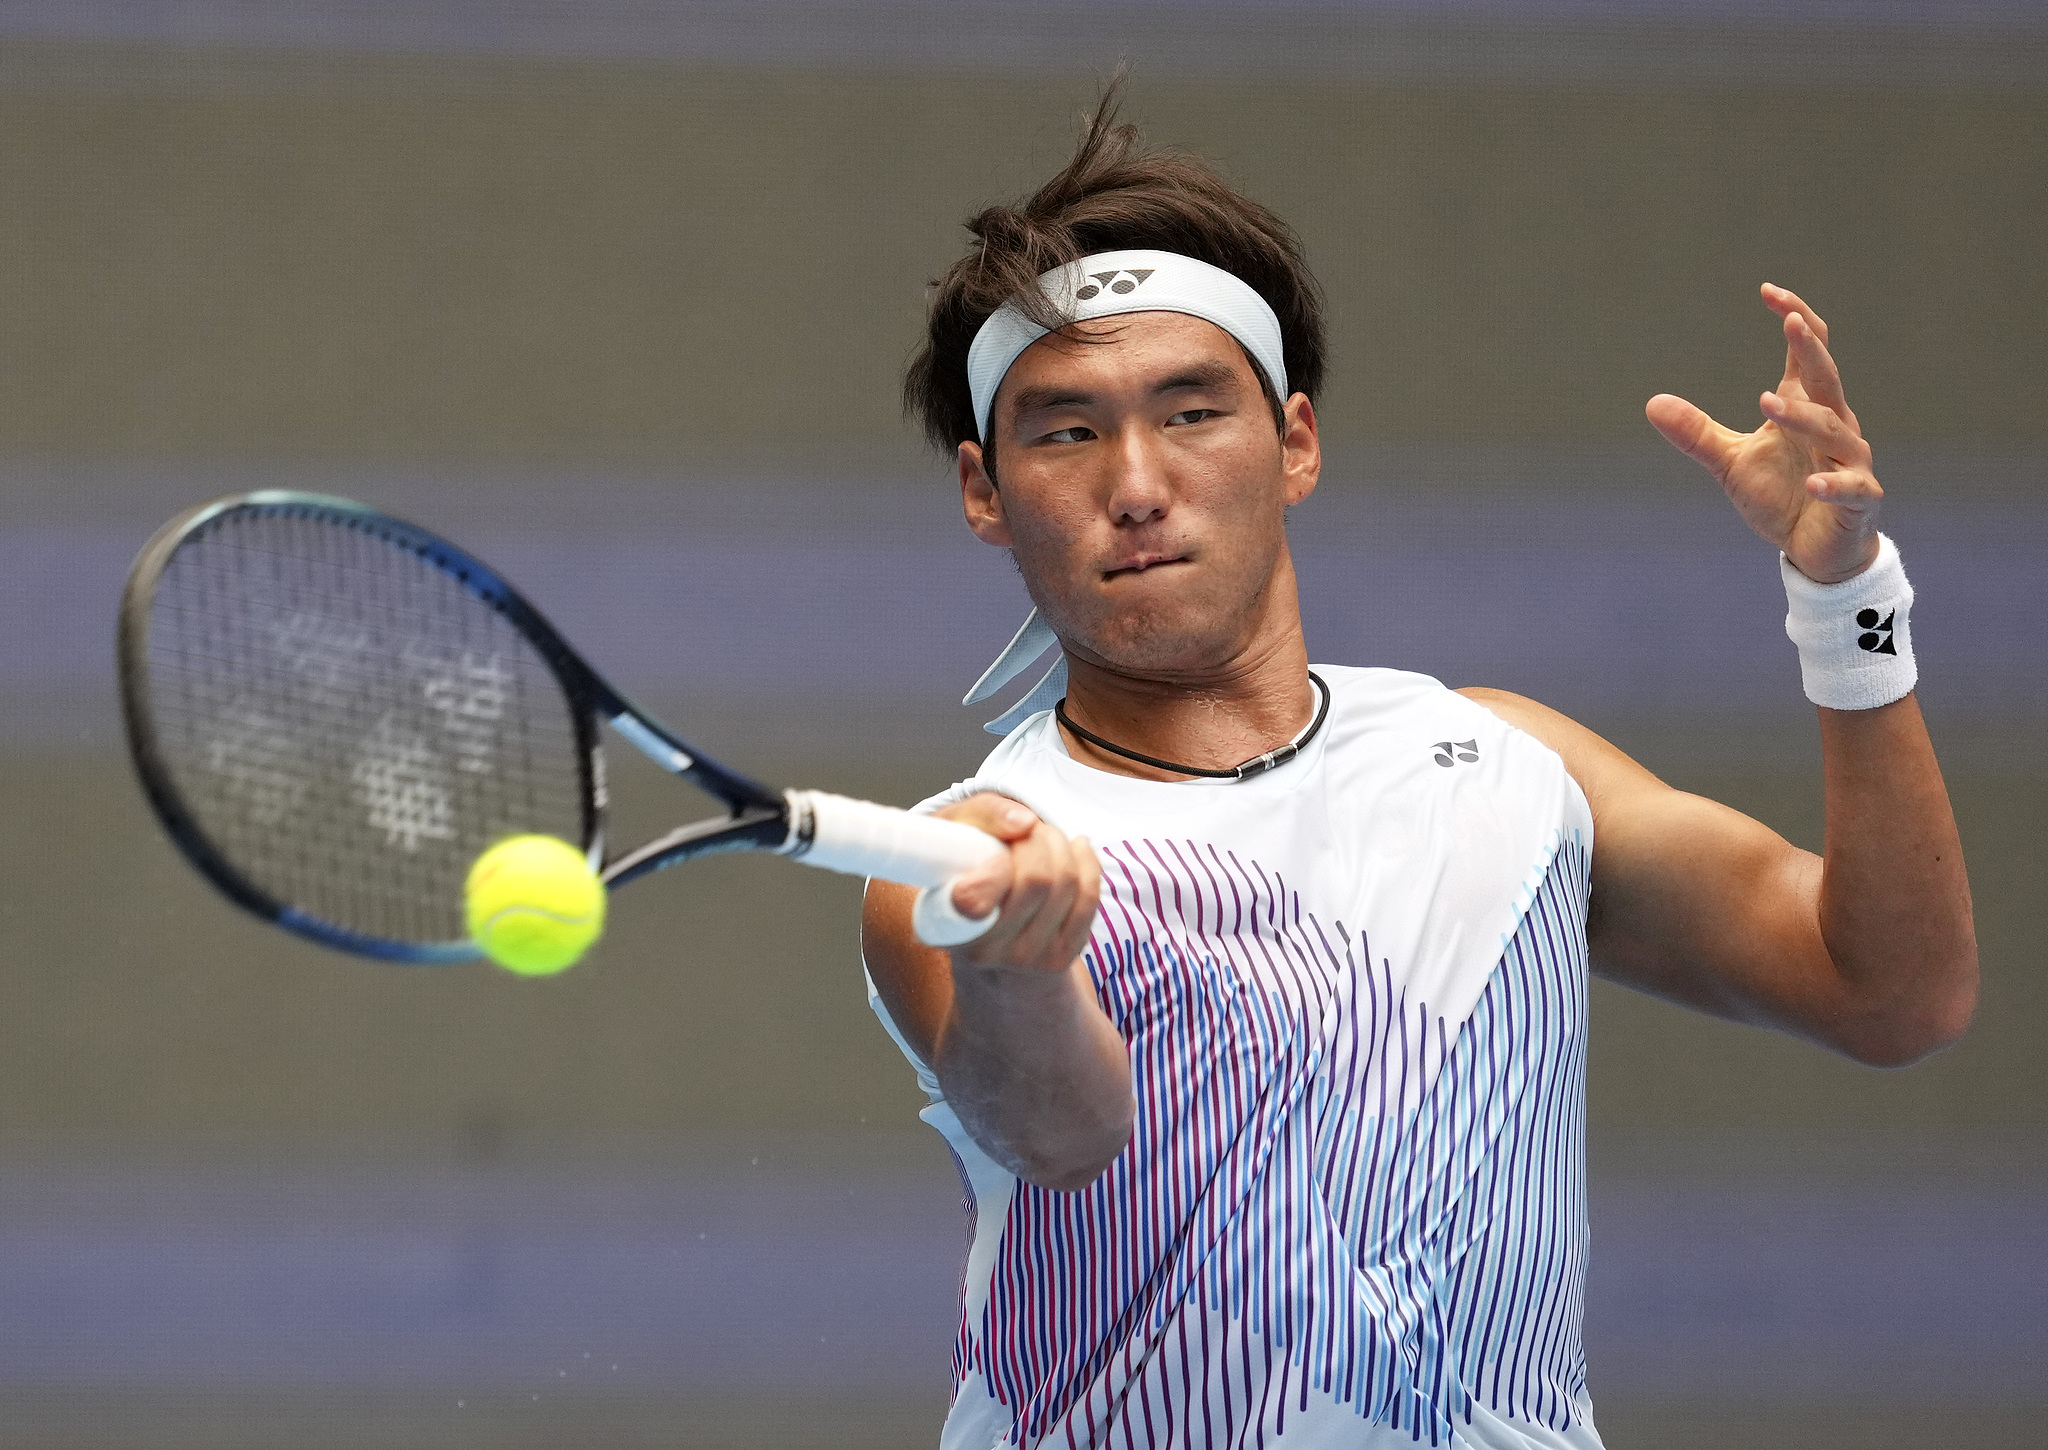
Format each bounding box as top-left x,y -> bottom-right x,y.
1784,536 -> 1914,710
1856,608 -> 1897,655
1074,269 -> 1155,300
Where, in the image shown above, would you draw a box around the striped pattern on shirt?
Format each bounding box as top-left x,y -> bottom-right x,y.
955,830 -> 1593,1448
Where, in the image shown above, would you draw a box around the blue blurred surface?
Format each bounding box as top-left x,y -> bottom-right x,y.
7,467 -> 2044,740
1,7 -> 2041,1444
1,1146 -> 2040,1400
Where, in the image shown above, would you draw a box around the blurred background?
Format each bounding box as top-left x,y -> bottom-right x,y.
1,2 -> 2042,1446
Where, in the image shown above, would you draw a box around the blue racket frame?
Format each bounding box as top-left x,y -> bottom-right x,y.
119,491 -> 790,964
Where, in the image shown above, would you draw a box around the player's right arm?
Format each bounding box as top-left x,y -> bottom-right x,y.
862,794 -> 1132,1191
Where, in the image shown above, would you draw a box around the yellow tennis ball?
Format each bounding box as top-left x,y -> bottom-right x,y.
464,834 -> 605,977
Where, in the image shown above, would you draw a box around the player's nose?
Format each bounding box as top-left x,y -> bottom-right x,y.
1105,426 -> 1172,524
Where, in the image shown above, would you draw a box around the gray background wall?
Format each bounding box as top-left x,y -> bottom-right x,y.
1,4 -> 2042,1447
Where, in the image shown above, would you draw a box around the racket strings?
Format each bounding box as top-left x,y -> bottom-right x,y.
144,508 -> 586,947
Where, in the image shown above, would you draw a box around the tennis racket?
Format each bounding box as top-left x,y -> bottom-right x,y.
117,491 -> 1002,964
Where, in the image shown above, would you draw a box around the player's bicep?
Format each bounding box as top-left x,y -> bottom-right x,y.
1459,687 -> 1836,1034
861,878 -> 952,1066
1585,786 -> 1833,1030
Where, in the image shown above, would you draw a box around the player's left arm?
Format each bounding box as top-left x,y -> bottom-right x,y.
1463,687 -> 1973,1066
1467,283 -> 1977,1066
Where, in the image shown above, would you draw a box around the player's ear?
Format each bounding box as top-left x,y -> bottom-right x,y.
1280,394 -> 1320,506
960,441 -> 1013,546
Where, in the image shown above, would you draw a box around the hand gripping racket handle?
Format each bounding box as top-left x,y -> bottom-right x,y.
779,790 -> 1003,946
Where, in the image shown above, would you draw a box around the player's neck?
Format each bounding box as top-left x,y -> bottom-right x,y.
1056,624 -> 1315,784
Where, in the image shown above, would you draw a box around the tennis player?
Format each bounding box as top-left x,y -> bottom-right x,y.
861,104 -> 1976,1449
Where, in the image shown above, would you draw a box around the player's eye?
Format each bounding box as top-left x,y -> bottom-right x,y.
1167,409 -> 1217,426
1043,426 -> 1095,444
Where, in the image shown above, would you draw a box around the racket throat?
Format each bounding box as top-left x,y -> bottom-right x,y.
608,711 -> 694,773
599,802 -> 790,888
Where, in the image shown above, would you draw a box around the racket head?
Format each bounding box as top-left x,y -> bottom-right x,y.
119,492 -> 615,963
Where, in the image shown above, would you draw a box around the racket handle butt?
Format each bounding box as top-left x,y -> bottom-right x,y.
911,881 -> 999,948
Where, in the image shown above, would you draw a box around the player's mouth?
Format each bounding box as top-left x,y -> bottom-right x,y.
1102,553 -> 1188,580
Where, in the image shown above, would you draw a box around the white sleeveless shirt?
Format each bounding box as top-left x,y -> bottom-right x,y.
867,667 -> 1605,1450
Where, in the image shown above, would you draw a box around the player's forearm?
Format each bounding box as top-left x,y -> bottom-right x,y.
1814,693 -> 1976,1064
935,956 -> 1134,1192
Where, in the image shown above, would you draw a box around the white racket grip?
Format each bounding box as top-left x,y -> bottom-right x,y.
779,790 -> 1003,946
779,789 -> 1000,885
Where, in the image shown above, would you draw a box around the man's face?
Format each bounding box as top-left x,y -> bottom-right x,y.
960,311 -> 1319,679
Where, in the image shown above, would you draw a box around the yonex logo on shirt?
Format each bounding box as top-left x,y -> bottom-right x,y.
1075,268 -> 1155,301
1433,739 -> 1479,768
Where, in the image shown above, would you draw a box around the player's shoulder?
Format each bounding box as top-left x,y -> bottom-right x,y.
1451,684 -> 1566,736
1449,683 -> 1666,801
1315,664 -> 1523,739
1317,667 -> 1595,891
1315,666 -> 1587,798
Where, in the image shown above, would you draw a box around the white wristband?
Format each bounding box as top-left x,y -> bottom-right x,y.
1781,533 -> 1916,711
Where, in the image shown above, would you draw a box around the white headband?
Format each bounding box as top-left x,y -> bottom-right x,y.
959,250 -> 1289,734
965,248 -> 1287,443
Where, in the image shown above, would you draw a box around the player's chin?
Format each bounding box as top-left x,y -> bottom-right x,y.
1078,603 -> 1237,677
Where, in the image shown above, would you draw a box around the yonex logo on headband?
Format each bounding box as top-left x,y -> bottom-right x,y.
1075,269 -> 1154,300
965,249 -> 1288,442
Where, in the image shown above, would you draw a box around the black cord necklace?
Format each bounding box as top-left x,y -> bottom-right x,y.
1054,672 -> 1331,782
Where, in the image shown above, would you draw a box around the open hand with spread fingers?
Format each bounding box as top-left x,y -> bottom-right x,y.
1646,283 -> 1883,584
